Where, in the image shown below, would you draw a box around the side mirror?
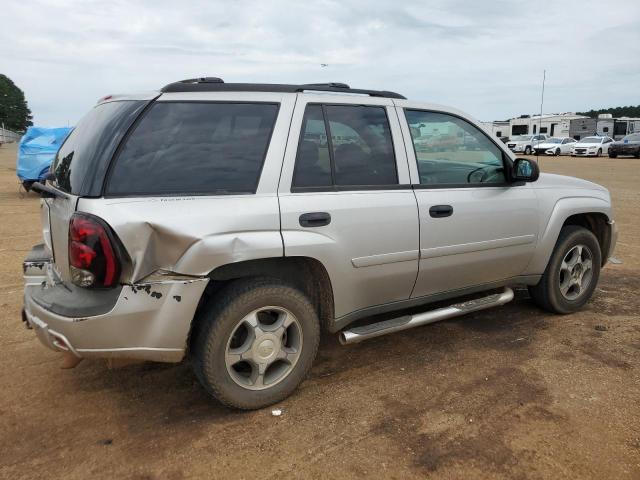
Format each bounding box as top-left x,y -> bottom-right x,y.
512,157 -> 540,183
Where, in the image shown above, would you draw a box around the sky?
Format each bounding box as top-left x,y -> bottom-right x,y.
2,0 -> 639,126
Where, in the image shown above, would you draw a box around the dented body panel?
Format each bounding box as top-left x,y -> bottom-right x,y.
78,194 -> 283,282
23,254 -> 208,362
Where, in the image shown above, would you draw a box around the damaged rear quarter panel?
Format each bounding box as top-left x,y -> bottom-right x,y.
77,194 -> 283,282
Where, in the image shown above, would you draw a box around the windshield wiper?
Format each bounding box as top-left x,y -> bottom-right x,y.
30,182 -> 67,199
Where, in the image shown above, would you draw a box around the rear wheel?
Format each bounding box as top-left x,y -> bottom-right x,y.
529,226 -> 601,314
192,277 -> 320,409
635,148 -> 640,159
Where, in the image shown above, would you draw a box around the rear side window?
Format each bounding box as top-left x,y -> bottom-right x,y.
292,104 -> 397,189
107,102 -> 279,195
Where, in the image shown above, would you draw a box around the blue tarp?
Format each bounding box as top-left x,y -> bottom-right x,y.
16,126 -> 72,181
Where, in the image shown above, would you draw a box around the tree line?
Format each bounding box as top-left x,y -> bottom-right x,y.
0,74 -> 33,132
577,105 -> 640,119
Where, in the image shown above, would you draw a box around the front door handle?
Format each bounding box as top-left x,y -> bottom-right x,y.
299,212 -> 331,227
429,205 -> 453,218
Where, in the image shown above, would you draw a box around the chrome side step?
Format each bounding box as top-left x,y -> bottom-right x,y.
339,287 -> 514,345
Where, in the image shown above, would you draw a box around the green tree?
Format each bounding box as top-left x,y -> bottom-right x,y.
577,105 -> 640,118
0,74 -> 33,132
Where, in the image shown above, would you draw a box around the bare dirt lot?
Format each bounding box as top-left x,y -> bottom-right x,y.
1,143 -> 638,479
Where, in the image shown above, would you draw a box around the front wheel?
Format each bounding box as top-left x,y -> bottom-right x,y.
525,146 -> 532,155
609,152 -> 617,158
192,278 -> 320,409
529,226 -> 601,314
597,148 -> 602,157
555,148 -> 561,156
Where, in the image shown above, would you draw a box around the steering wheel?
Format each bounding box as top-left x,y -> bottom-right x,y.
467,165 -> 503,184
467,166 -> 490,183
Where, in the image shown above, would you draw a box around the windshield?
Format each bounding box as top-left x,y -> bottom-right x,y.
623,133 -> 640,141
545,138 -> 562,144
578,137 -> 602,144
52,100 -> 147,195
511,135 -> 532,141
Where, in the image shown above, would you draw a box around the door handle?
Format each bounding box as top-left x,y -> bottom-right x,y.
299,212 -> 331,227
429,205 -> 453,218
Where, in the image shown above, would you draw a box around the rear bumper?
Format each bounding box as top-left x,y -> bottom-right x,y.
23,246 -> 209,362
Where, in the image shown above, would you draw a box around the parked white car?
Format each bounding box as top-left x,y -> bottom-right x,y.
572,136 -> 614,157
532,137 -> 577,156
506,134 -> 547,155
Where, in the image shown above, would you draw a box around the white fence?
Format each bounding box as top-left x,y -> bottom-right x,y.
0,125 -> 21,144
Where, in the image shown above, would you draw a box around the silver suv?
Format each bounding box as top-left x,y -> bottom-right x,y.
23,78 -> 617,409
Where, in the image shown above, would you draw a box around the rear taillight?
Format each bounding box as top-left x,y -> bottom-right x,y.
68,213 -> 121,288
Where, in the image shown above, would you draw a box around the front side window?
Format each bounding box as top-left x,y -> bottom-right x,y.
292,104 -> 397,189
405,110 -> 507,186
107,102 -> 279,195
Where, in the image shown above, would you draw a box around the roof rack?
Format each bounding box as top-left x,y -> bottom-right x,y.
160,78 -> 406,99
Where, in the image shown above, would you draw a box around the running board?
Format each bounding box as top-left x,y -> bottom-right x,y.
338,287 -> 514,345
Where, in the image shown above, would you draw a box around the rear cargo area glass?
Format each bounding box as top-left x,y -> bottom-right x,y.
52,101 -> 147,196
106,102 -> 279,195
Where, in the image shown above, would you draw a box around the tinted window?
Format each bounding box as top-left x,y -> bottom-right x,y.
292,104 -> 397,189
405,110 -> 506,186
107,102 -> 278,195
52,100 -> 147,195
624,133 -> 640,141
292,105 -> 332,187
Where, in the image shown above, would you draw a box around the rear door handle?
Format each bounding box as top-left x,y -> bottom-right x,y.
429,205 -> 453,218
299,212 -> 331,227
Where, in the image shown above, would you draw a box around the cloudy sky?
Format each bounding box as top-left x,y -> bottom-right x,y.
2,0 -> 639,126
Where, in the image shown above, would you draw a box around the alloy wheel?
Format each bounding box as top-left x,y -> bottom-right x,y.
558,244 -> 594,300
224,306 -> 303,391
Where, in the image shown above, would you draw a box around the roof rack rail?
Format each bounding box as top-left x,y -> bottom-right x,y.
302,82 -> 350,89
159,79 -> 406,99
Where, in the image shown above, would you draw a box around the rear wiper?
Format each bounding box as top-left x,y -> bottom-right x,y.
30,182 -> 67,199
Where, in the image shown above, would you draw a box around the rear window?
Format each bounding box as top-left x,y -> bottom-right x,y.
106,102 -> 279,196
52,100 -> 147,195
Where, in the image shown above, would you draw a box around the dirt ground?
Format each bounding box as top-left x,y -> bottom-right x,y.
0,142 -> 638,480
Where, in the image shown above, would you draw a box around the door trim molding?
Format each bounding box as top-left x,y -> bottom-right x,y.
420,234 -> 536,259
351,249 -> 419,268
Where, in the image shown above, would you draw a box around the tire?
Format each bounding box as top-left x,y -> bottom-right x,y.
555,148 -> 561,156
525,146 -> 532,155
597,148 -> 602,157
192,277 -> 320,410
529,226 -> 601,314
635,149 -> 640,159
609,152 -> 617,158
